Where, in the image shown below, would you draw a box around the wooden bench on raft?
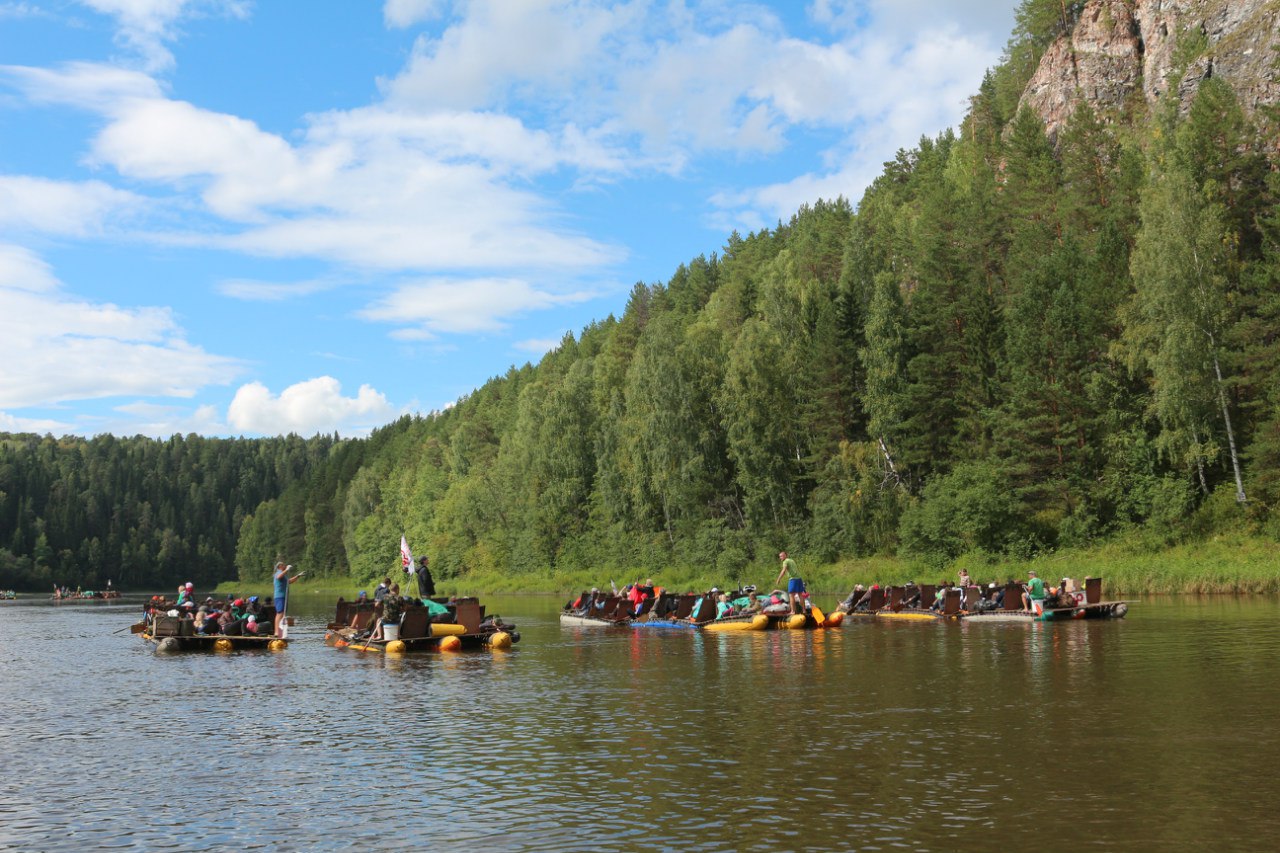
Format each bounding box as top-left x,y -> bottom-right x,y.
672,595 -> 699,620
888,586 -> 904,612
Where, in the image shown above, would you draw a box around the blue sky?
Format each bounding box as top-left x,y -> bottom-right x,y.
0,0 -> 1019,438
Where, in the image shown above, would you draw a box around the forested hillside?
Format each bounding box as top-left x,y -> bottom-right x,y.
0,433 -> 350,590
283,0 -> 1278,586
3,0 -> 1278,591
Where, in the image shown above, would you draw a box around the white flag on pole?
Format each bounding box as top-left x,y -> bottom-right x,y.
400,534 -> 414,573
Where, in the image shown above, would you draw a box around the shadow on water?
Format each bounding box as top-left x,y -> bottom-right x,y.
2,594 -> 1279,851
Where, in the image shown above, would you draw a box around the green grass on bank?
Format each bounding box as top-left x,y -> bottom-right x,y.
215,533 -> 1280,599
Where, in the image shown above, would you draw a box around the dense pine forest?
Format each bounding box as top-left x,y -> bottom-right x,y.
0,433 -> 354,590
3,0 -> 1279,591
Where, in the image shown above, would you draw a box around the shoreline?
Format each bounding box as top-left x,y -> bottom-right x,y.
173,532 -> 1278,599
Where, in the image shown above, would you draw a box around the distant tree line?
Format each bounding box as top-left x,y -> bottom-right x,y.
0,433 -> 348,590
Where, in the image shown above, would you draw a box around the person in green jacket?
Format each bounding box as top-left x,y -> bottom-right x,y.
1022,570 -> 1046,613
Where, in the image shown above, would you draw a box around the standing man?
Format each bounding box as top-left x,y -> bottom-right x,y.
415,555 -> 436,598
1022,569 -> 1046,614
775,551 -> 805,615
273,561 -> 303,637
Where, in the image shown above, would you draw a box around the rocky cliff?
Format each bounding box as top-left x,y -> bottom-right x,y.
1020,0 -> 1280,141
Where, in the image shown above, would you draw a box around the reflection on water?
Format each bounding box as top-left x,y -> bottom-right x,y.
2,594 -> 1279,851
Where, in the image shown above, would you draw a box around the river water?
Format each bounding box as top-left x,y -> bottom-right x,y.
1,593 -> 1277,852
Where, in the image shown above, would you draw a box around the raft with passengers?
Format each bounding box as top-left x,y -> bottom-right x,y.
134,589 -> 289,653
53,585 -> 120,601
324,582 -> 518,654
836,574 -> 1130,623
563,573 -> 843,633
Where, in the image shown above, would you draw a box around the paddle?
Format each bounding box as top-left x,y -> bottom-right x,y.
360,619 -> 380,651
113,622 -> 146,634
810,601 -> 826,627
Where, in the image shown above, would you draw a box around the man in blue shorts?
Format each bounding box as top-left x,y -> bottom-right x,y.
273,562 -> 303,637
775,551 -> 805,615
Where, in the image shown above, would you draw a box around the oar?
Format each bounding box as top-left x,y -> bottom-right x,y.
113,622 -> 146,634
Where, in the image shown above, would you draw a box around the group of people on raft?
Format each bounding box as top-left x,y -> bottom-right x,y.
565,551 -> 814,622
343,555 -> 461,641
52,583 -> 118,600
144,562 -> 304,638
837,568 -> 1080,614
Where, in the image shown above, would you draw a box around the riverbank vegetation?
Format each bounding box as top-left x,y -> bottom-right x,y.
4,2 -> 1280,595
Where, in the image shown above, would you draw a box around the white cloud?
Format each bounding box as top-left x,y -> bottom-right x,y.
216,278 -> 335,302
0,3 -> 53,21
811,0 -> 1019,42
0,410 -> 72,433
513,336 -> 565,355
383,0 -> 642,111
361,278 -> 595,335
5,63 -> 624,272
0,243 -> 240,409
0,244 -> 60,292
106,401 -> 226,436
1,2 -> 1022,318
710,10 -> 1017,227
1,61 -> 164,107
0,175 -> 144,236
76,0 -> 250,72
384,0 -> 443,29
227,377 -> 395,436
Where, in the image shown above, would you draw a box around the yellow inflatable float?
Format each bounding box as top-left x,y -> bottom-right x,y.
702,613 -> 769,632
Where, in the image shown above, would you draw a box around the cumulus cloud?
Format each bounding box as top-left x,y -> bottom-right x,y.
5,62 -> 623,271
384,0 -> 443,29
710,4 -> 1018,226
0,61 -> 165,107
0,410 -> 73,434
0,175 -> 144,236
2,3 -> 1019,276
811,0 -> 1019,42
513,336 -> 566,355
105,401 -> 226,436
361,278 -> 596,336
383,0 -> 642,111
0,243 -> 240,409
0,3 -> 54,21
76,0 -> 249,72
0,244 -> 60,292
227,377 -> 395,436
216,278 -> 335,302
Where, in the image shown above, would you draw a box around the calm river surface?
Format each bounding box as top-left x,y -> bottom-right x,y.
1,593 -> 1278,852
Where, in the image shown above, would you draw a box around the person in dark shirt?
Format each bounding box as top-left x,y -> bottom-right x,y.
415,555 -> 436,597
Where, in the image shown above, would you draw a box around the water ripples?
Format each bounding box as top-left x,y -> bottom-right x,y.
4,596 -> 1280,850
